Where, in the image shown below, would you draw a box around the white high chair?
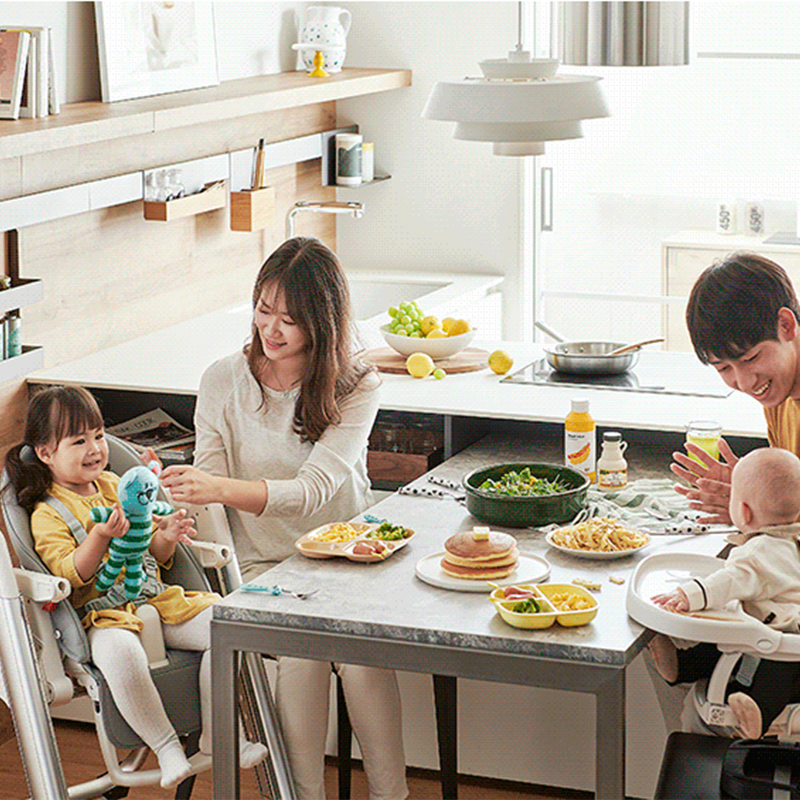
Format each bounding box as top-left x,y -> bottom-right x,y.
0,434 -> 293,800
627,551 -> 800,799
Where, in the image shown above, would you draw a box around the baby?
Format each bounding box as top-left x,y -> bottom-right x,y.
651,447 -> 800,738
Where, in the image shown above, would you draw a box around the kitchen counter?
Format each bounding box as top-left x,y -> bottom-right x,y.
31,300 -> 767,439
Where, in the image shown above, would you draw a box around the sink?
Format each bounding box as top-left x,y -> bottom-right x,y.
348,277 -> 448,321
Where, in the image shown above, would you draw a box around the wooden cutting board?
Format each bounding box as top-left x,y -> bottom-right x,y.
362,347 -> 490,374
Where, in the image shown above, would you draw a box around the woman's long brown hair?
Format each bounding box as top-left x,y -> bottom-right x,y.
245,237 -> 373,442
4,385 -> 105,514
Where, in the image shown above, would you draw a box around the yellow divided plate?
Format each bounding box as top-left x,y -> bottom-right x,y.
490,583 -> 598,629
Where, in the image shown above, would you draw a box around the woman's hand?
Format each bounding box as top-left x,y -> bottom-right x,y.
670,437 -> 738,525
161,465 -> 222,505
652,589 -> 689,612
92,505 -> 130,540
155,508 -> 196,546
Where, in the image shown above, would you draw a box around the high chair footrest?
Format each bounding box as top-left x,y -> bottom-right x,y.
655,732 -> 734,799
89,649 -> 203,750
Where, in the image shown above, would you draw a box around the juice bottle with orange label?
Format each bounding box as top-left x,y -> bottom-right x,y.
565,398 -> 596,483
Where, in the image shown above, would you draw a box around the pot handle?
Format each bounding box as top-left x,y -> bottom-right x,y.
534,320 -> 567,342
339,8 -> 352,36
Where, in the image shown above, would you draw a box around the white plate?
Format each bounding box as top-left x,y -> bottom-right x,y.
414,552 -> 551,593
545,531 -> 651,560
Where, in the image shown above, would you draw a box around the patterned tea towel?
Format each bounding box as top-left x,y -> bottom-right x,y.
538,478 -> 733,536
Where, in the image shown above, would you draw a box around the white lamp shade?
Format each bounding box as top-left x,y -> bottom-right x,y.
422,75 -> 608,124
454,120 -> 584,143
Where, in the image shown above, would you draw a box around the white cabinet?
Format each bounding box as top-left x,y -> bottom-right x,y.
662,231 -> 800,352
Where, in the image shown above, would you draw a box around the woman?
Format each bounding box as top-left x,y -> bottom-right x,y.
162,238 -> 407,800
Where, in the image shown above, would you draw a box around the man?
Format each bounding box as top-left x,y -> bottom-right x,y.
672,251 -> 800,523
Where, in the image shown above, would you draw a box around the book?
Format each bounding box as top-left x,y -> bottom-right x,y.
17,35 -> 36,119
5,27 -> 50,118
107,408 -> 196,453
0,29 -> 30,120
47,27 -> 58,115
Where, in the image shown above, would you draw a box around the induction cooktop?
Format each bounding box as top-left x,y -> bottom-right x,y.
502,351 -> 732,398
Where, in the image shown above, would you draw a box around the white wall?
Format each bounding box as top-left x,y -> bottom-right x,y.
0,1 -> 522,337
338,2 -> 523,337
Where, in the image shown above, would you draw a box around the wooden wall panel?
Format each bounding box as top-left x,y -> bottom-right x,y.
16,104 -> 335,198
0,101 -> 338,459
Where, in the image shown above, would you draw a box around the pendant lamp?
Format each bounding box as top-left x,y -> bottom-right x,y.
556,2 -> 690,66
421,5 -> 609,157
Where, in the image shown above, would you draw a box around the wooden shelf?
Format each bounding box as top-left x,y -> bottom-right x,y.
0,345 -> 44,385
0,69 -> 412,161
0,278 -> 43,316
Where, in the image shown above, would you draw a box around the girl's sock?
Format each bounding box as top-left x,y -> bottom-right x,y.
199,730 -> 268,769
154,735 -> 193,789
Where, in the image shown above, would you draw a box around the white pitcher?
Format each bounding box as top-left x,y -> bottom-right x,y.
296,6 -> 351,73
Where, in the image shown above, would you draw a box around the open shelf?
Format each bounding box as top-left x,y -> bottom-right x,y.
0,69 -> 412,160
0,345 -> 44,384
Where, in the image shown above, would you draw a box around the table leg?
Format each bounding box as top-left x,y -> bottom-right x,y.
433,674 -> 458,799
212,624 -> 240,800
596,669 -> 626,800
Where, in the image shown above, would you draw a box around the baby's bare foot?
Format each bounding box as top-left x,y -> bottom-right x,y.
729,692 -> 762,739
648,633 -> 679,683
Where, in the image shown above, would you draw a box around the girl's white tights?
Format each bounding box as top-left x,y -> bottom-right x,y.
89,606 -> 266,789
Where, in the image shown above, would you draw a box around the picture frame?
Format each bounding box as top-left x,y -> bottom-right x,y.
95,2 -> 219,103
0,29 -> 31,120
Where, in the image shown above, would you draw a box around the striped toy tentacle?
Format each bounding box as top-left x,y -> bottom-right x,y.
94,553 -> 125,592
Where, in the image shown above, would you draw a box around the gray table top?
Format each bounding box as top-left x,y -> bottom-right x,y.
213,432 -> 726,667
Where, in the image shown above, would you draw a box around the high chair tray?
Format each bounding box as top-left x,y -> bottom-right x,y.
626,552 -> 790,655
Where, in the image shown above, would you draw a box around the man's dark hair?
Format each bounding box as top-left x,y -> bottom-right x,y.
686,252 -> 800,363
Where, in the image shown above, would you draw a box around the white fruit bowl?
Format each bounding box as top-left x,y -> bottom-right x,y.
381,324 -> 477,360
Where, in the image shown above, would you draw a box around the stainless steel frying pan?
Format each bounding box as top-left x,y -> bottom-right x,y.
536,322 -> 645,375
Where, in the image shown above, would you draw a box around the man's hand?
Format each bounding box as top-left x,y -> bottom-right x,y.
92,505 -> 130,539
670,436 -> 738,525
652,588 -> 690,612
161,465 -> 221,505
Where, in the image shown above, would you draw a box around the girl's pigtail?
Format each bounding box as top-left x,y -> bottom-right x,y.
4,444 -> 52,515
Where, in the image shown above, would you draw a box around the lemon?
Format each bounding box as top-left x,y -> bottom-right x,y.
488,350 -> 513,375
441,317 -> 456,333
426,328 -> 448,339
420,315 -> 441,336
447,319 -> 471,337
406,352 -> 435,379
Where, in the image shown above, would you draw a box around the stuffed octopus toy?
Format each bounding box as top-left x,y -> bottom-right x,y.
91,461 -> 173,601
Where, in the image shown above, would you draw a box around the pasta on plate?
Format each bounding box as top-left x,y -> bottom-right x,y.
550,517 -> 649,552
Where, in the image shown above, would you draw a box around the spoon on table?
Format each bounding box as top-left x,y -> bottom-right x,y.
607,338 -> 665,356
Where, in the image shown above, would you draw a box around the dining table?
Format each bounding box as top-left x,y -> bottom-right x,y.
211,433 -> 729,800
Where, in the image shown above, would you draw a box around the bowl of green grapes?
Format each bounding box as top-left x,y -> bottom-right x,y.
382,301 -> 476,359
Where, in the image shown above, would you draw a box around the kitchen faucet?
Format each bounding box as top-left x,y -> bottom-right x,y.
285,200 -> 364,239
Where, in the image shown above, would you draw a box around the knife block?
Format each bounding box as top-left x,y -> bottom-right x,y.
230,186 -> 275,232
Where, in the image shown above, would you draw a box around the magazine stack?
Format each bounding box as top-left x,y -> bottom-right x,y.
107,409 -> 196,466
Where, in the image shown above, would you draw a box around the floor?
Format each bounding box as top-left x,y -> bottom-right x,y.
0,719 -> 593,800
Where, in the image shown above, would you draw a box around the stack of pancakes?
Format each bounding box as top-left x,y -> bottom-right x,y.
440,527 -> 519,580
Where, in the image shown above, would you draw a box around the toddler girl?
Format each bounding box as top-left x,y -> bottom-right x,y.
4,386 -> 267,788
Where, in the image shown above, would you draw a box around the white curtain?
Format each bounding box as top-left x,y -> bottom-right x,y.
556,2 -> 689,66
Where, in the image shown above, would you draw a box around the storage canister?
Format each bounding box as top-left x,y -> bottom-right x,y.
335,133 -> 362,186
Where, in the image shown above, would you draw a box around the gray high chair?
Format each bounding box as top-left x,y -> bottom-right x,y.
627,550 -> 800,799
0,434 -> 292,800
